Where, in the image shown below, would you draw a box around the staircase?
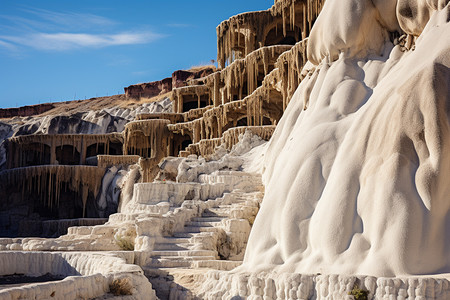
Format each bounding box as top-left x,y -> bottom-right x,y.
144,188 -> 262,271
142,173 -> 263,300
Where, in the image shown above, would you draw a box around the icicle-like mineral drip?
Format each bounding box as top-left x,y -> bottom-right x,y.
0,165 -> 105,213
123,119 -> 171,159
291,0 -> 295,31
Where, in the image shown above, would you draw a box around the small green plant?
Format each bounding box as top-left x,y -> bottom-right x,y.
348,285 -> 369,300
115,236 -> 134,250
110,278 -> 133,296
114,229 -> 135,251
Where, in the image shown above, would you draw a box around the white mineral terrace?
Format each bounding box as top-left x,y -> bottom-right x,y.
0,251 -> 155,300
0,132 -> 268,299
0,0 -> 449,299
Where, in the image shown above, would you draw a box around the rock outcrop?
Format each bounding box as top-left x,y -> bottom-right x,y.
1,0 -> 449,299
244,0 -> 450,278
0,103 -> 54,118
124,67 -> 216,100
124,77 -> 173,100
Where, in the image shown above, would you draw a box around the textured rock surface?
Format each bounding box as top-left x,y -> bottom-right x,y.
0,1 -> 448,299
0,251 -> 156,300
125,77 -> 173,99
198,271 -> 450,299
0,98 -> 172,170
244,0 -> 450,277
0,103 -> 54,118
124,67 -> 215,100
0,131 -> 267,299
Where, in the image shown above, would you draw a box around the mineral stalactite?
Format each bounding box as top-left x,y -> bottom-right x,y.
6,0 -> 445,298
0,165 -> 105,217
275,39 -> 308,109
216,0 -> 325,68
123,119 -> 171,159
97,155 -> 140,168
6,133 -> 123,169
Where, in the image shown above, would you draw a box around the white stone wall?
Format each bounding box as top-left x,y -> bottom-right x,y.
0,251 -> 156,300
198,271 -> 450,300
132,181 -> 226,207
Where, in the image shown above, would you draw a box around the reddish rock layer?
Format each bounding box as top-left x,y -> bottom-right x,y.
124,77 -> 172,99
125,67 -> 216,99
0,103 -> 55,118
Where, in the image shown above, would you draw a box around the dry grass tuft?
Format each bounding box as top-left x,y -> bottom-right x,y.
118,91 -> 173,108
188,64 -> 216,72
110,278 -> 133,296
115,235 -> 135,251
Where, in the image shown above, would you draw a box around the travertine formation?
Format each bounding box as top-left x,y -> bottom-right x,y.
198,272 -> 450,299
124,67 -> 216,100
0,251 -> 155,299
245,0 -> 450,278
6,133 -> 123,168
0,0 -> 449,299
0,1 -> 315,298
216,0 -> 325,68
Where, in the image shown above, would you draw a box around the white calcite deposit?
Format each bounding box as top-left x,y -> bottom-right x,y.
245,0 -> 450,278
0,0 -> 449,298
0,131 -> 267,299
198,271 -> 450,299
0,251 -> 156,300
197,0 -> 450,299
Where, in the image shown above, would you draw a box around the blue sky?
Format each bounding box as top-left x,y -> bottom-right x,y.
0,0 -> 272,108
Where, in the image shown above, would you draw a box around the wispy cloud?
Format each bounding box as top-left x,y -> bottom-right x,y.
0,32 -> 162,51
0,6 -> 163,54
0,40 -> 25,58
0,40 -> 17,51
0,8 -> 115,33
22,7 -> 117,29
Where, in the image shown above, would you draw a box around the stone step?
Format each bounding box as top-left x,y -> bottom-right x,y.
146,259 -> 192,268
182,226 -> 220,233
201,211 -> 230,218
217,203 -> 253,210
184,221 -> 222,227
155,237 -> 191,244
151,250 -> 217,257
190,217 -> 225,222
156,256 -> 217,261
192,260 -> 242,271
146,256 -> 217,268
208,206 -> 233,211
146,259 -> 241,270
228,198 -> 250,202
153,243 -> 194,251
216,207 -> 235,212
204,207 -> 232,213
173,232 -> 196,238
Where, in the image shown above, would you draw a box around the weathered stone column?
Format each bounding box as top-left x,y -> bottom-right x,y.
193,122 -> 201,143
50,142 -> 57,165
200,121 -> 206,140
217,116 -> 223,137
79,140 -> 86,165
213,73 -> 221,107
6,140 -> 16,169
178,95 -> 183,113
